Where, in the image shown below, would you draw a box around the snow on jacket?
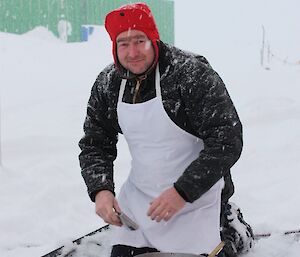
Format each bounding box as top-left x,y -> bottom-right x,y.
79,41 -> 243,203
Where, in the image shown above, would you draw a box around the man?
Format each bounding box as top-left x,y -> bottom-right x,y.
79,3 -> 253,257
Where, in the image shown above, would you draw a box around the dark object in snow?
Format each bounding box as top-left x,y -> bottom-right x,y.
40,225 -> 109,257
40,224 -> 300,257
132,241 -> 225,257
254,229 -> 300,240
135,249 -> 222,257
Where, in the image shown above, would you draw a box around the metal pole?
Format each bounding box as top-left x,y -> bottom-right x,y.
260,25 -> 266,67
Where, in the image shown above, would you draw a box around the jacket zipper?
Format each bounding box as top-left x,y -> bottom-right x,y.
132,79 -> 141,104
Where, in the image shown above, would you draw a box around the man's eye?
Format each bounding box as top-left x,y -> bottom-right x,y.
137,39 -> 146,44
118,42 -> 129,47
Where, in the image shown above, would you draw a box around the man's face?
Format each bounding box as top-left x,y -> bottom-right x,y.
116,30 -> 155,75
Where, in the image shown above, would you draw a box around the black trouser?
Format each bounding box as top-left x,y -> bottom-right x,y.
110,244 -> 228,257
110,245 -> 158,257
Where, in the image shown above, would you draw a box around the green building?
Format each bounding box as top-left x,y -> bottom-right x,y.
0,0 -> 174,44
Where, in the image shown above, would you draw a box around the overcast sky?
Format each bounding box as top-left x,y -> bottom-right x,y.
173,0 -> 300,60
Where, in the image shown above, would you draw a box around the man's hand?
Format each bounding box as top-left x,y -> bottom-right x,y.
95,190 -> 122,226
147,187 -> 185,222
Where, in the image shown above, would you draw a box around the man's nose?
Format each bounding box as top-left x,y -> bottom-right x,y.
127,43 -> 139,58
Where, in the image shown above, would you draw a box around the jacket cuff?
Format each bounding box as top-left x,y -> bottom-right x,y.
173,183 -> 190,202
89,188 -> 115,202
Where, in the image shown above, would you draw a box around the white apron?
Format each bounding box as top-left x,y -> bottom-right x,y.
112,65 -> 224,255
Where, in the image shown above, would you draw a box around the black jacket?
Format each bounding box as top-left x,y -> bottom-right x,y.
79,41 -> 242,203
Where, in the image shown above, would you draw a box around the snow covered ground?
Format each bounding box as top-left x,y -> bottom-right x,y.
0,1 -> 300,256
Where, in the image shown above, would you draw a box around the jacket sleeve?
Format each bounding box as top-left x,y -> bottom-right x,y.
174,61 -> 243,203
79,73 -> 118,202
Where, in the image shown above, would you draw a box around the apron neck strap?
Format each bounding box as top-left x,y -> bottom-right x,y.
155,64 -> 161,99
119,79 -> 127,103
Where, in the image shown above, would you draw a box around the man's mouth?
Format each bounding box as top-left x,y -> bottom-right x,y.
128,59 -> 143,63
